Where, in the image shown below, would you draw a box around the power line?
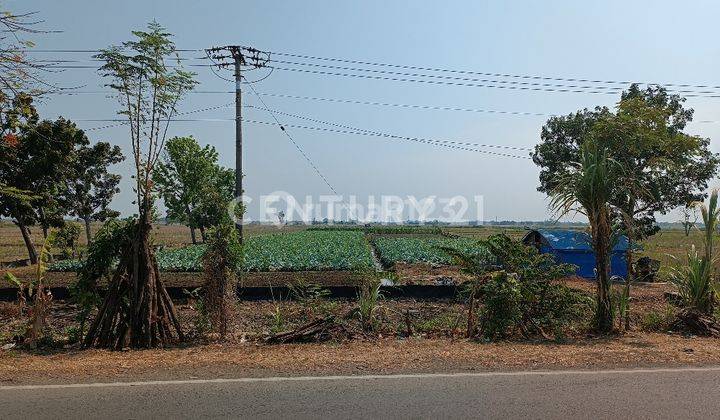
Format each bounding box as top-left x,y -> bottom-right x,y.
245,104 -> 533,152
273,59 -> 720,96
21,46 -> 720,93
241,117 -> 531,159
254,92 -> 552,117
263,48 -> 720,92
271,66 -> 720,98
243,82 -> 343,195
82,102 -> 233,131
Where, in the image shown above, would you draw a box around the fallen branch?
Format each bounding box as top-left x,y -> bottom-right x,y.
671,308 -> 720,337
265,315 -> 345,344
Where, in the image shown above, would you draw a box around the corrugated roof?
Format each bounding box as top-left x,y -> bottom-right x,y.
532,229 -> 630,252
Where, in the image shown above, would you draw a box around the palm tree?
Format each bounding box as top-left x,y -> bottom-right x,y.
549,141 -> 623,332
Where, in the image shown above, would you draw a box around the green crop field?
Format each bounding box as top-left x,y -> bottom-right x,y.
372,236 -> 492,267
49,230 -> 375,273
242,230 -> 374,271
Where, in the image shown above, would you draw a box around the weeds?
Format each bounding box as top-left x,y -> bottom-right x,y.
640,306 -> 675,332
289,279 -> 336,318
356,279 -> 383,332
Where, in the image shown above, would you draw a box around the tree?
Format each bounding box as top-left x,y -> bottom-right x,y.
64,141 -> 124,243
0,116 -> 85,263
84,22 -> 196,349
0,10 -> 56,108
680,205 -> 697,237
533,85 -> 719,279
549,142 -> 624,332
154,136 -> 232,243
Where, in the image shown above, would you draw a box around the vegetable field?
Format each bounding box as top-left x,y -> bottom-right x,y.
49,230 -> 375,273
372,237 -> 492,267
243,230 -> 374,271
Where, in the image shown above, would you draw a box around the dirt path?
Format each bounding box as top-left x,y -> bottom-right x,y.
1,333 -> 718,385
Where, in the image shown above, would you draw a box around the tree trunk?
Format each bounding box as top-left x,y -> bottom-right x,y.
592,211 -> 614,332
84,215 -> 183,349
189,226 -> 197,245
83,217 -> 92,245
15,221 -> 38,265
185,205 -> 197,245
37,206 -> 49,239
199,225 -> 207,242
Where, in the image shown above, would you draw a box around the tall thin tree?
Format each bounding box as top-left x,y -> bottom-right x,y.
84,22 -> 196,349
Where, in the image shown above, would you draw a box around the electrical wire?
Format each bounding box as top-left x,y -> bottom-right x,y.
244,104 -> 533,152
262,48 -> 720,91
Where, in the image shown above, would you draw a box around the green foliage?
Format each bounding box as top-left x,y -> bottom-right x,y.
244,231 -> 374,272
548,141 -> 621,331
63,140 -> 124,242
95,21 -> 197,219
356,279 -> 383,332
54,222 -> 81,258
70,218 -> 135,333
289,279 -> 336,318
670,245 -> 714,313
478,271 -> 523,339
373,237 -> 492,266
534,84 -> 720,241
154,136 -> 234,239
458,234 -> 592,340
0,115 -> 87,261
52,230 -> 376,273
640,306 -> 675,332
669,190 -> 720,314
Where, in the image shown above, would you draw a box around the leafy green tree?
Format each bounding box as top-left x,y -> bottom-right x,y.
533,85 -> 719,278
154,136 -> 233,243
64,141 -> 124,243
0,116 -> 86,263
85,22 -> 196,349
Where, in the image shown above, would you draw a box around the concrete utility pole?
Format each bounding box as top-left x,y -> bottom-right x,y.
205,46 -> 269,244
232,48 -> 244,242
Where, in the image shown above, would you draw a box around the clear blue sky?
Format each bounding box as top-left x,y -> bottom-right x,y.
14,0 -> 720,222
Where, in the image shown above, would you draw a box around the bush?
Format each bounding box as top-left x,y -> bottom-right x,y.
201,221 -> 242,337
459,234 -> 593,340
55,222 -> 82,258
640,306 -> 675,332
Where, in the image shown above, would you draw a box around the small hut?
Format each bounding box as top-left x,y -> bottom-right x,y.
522,229 -> 630,279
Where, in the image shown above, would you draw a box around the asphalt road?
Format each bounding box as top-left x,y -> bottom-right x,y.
2,367 -> 720,419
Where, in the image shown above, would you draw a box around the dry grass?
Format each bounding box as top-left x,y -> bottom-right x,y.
1,334 -> 719,385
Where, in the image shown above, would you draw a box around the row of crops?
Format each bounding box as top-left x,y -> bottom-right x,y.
50,231 -> 375,272
307,225 -> 442,234
49,230 -> 490,273
372,237 -> 492,266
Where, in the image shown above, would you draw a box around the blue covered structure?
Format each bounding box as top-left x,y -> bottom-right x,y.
521,229 -> 630,279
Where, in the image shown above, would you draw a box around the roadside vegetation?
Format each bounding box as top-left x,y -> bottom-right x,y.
2,6 -> 720,373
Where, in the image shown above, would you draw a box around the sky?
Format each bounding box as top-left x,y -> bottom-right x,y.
12,0 -> 720,223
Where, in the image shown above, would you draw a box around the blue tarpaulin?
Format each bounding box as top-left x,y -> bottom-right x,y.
522,229 -> 630,279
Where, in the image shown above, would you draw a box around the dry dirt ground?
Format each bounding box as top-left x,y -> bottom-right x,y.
2,334 -> 719,385
0,277 -> 709,385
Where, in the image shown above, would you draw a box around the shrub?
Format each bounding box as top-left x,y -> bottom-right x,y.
201,221 -> 242,338
55,222 -> 82,258
356,279 -> 383,332
640,306 -> 675,332
288,279 -> 336,318
456,234 -> 593,340
669,246 -> 714,313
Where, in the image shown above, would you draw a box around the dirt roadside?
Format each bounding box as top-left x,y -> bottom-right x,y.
1,333 -> 719,385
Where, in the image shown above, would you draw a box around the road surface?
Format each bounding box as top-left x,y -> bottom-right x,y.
2,366 -> 719,419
